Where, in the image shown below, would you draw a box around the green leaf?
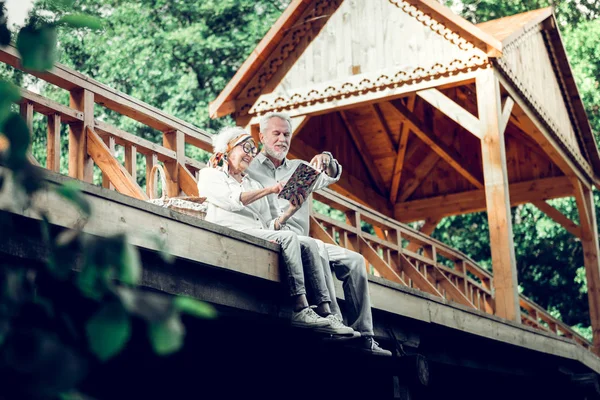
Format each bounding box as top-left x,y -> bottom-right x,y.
2,113 -> 30,169
16,24 -> 57,72
174,297 -> 217,319
116,286 -> 173,322
86,302 -> 131,361
119,241 -> 141,285
148,315 -> 185,355
55,181 -> 92,217
58,14 -> 103,31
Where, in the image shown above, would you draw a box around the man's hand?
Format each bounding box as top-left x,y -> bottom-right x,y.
310,153 -> 336,176
309,153 -> 331,172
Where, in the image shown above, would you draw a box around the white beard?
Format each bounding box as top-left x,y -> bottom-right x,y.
264,145 -> 288,161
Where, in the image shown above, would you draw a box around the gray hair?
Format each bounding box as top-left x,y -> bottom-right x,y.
212,126 -> 248,154
259,112 -> 293,133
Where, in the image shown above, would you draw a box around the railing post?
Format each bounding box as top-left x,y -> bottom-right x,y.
69,89 -> 94,182
146,153 -> 158,197
125,145 -> 137,182
163,129 -> 184,196
47,114 -> 61,172
20,102 -> 33,132
102,136 -> 115,190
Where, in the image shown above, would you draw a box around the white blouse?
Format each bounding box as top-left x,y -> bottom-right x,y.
198,167 -> 276,232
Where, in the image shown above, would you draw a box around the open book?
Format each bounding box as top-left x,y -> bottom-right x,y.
278,163 -> 321,201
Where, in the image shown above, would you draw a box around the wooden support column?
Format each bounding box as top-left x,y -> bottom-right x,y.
47,114 -> 61,172
572,180 -> 600,355
69,89 -> 94,182
476,69 -> 520,322
163,130 -> 184,197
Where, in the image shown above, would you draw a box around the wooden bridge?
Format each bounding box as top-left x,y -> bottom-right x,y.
2,0 -> 600,398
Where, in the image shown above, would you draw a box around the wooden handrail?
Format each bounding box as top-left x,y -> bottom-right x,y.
312,187 -> 591,348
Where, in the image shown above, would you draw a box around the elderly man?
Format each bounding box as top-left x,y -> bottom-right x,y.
247,112 -> 392,356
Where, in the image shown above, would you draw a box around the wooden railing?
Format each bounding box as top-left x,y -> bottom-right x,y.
309,189 -> 592,349
0,44 -> 591,350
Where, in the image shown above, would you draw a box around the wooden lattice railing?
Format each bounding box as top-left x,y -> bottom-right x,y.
309,189 -> 591,349
0,44 -> 591,350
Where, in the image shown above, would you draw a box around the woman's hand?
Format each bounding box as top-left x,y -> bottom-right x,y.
269,181 -> 284,195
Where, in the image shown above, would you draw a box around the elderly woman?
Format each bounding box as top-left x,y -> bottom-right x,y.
198,127 -> 353,335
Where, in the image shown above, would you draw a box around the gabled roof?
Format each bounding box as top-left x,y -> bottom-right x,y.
476,7 -> 553,44
209,0 -> 502,119
478,9 -> 600,174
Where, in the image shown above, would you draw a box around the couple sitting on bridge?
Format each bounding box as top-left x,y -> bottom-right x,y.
197,112 -> 392,357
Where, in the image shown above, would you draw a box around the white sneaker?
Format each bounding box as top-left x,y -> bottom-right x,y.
315,314 -> 358,336
291,307 -> 331,329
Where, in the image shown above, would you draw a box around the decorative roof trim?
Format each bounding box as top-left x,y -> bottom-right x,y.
239,58 -> 490,116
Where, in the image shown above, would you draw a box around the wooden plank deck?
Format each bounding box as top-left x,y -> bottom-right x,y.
1,165 -> 598,375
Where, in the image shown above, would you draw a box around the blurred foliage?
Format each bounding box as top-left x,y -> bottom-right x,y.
0,1 -> 216,398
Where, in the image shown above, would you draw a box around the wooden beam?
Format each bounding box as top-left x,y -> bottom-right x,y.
357,236 -> 406,285
431,267 -> 477,309
86,126 -> 148,200
496,70 -> 594,187
532,200 -> 581,238
246,71 -> 479,119
177,162 -> 200,197
398,253 -> 443,297
46,114 -> 61,172
396,176 -> 574,222
339,111 -> 387,195
371,104 -> 396,149
477,69 -> 519,322
405,217 -> 441,252
416,88 -> 483,139
500,96 -> 514,135
68,89 -> 94,182
95,120 -> 176,161
572,180 -> 600,355
390,99 -> 484,189
20,89 -> 83,123
390,95 -> 416,204
290,115 -> 310,141
398,152 -> 440,203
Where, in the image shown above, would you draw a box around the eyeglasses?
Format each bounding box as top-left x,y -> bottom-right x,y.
241,140 -> 258,157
